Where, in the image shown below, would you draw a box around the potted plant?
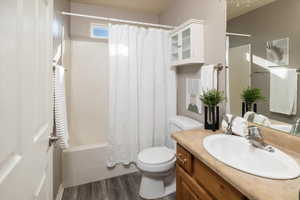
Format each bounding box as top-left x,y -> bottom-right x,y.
200,89 -> 225,131
241,87 -> 265,116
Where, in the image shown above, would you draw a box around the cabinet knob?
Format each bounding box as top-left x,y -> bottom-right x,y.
176,153 -> 187,164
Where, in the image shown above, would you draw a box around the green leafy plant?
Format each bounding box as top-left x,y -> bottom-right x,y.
241,87 -> 265,105
200,89 -> 225,107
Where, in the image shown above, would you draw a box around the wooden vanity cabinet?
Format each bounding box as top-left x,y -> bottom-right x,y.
177,165 -> 214,200
176,144 -> 248,200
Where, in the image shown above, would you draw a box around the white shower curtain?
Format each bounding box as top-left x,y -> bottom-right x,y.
107,24 -> 176,167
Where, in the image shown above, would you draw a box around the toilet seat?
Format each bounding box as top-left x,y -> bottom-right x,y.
137,146 -> 176,173
138,147 -> 175,165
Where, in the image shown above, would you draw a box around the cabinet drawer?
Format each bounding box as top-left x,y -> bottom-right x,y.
193,159 -> 246,200
176,145 -> 192,174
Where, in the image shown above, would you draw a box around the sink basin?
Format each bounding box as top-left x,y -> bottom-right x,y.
203,134 -> 300,179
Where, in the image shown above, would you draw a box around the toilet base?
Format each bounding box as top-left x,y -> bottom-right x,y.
139,170 -> 176,199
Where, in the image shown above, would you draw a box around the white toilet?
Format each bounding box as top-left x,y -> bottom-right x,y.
137,116 -> 203,199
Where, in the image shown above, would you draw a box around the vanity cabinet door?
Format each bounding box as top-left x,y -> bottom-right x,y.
193,159 -> 246,200
180,181 -> 200,200
177,165 -> 214,200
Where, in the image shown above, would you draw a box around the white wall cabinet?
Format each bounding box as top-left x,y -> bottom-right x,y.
171,19 -> 204,66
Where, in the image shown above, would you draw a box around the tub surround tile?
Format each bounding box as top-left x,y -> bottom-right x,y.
172,129 -> 300,200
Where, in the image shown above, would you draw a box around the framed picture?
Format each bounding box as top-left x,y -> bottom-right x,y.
266,38 -> 289,66
186,78 -> 202,114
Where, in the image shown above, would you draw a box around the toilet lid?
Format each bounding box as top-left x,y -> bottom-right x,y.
138,147 -> 175,165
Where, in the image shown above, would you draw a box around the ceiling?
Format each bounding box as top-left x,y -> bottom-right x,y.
70,0 -> 277,20
70,0 -> 172,15
227,0 -> 276,20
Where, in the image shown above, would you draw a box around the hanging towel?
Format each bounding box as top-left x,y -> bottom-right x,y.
200,64 -> 218,93
54,65 -> 69,149
270,68 -> 297,115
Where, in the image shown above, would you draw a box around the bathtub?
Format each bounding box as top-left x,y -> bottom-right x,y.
62,143 -> 137,188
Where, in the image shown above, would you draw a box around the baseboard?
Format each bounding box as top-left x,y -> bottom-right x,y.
55,184 -> 64,200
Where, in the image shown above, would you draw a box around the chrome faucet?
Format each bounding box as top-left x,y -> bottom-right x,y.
247,126 -> 274,152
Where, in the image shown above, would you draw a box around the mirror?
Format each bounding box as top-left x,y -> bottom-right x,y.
226,0 -> 300,136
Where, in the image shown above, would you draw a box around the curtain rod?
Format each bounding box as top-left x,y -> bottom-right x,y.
61,11 -> 175,30
226,32 -> 251,37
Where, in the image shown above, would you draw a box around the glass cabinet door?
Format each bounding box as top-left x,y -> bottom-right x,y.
182,28 -> 191,60
171,34 -> 179,62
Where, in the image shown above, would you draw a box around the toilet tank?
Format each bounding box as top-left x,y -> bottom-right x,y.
166,116 -> 203,150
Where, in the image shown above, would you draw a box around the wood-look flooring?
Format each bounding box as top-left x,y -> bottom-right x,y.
62,172 -> 176,200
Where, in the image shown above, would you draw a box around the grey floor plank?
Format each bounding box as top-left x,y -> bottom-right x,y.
105,177 -> 123,200
62,186 -> 78,200
62,172 -> 176,200
120,173 -> 142,200
91,181 -> 109,200
77,183 -> 91,200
